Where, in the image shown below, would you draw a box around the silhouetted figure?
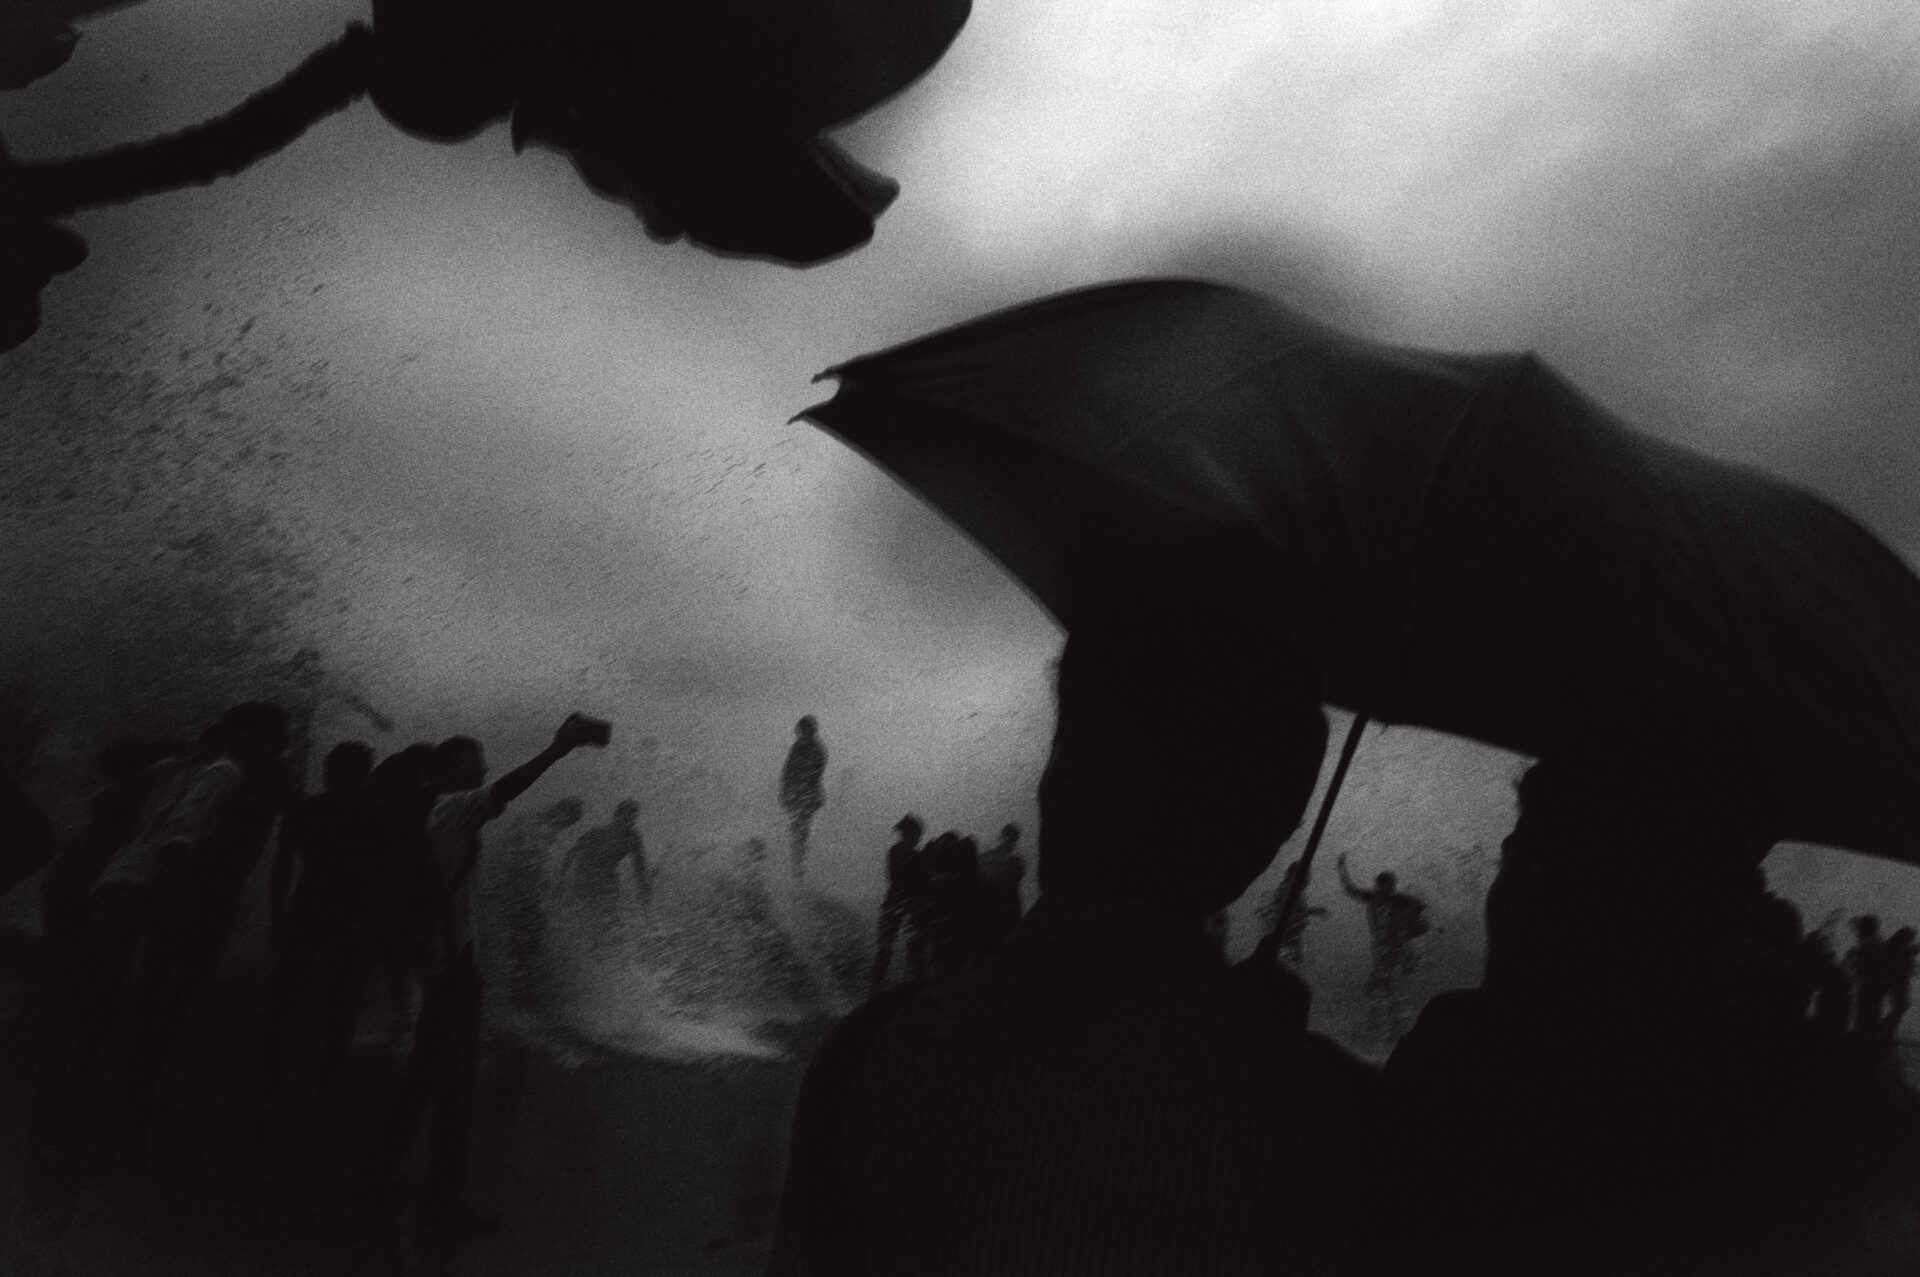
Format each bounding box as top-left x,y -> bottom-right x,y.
559,797 -> 645,952
1877,925 -> 1916,1046
1369,722 -> 1920,1276
88,702 -> 293,1155
364,742 -> 437,1040
871,814 -> 925,995
770,593 -> 1369,1276
1258,860 -> 1329,967
779,716 -> 827,881
495,797 -> 584,1010
1846,914 -> 1886,1039
359,713 -> 605,1232
916,831 -> 983,982
976,822 -> 1026,955
1337,854 -> 1427,1042
262,741 -> 385,1098
1799,929 -> 1852,1034
29,737 -> 190,1191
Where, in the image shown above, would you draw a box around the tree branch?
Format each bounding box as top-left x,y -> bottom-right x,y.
11,24 -> 376,217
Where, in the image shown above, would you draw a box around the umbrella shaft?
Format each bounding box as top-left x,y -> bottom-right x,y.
1269,713 -> 1368,955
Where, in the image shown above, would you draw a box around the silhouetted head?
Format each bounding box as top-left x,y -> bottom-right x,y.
795,715 -> 818,739
1854,915 -> 1882,939
894,813 -> 923,842
372,742 -> 435,790
1037,596 -> 1326,920
322,742 -> 375,792
211,701 -> 290,774
1891,926 -> 1918,953
1000,823 -> 1020,844
1375,871 -> 1397,894
614,798 -> 640,828
549,797 -> 586,828
431,736 -> 486,792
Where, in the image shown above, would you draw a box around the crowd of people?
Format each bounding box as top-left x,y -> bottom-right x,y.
1802,912 -> 1918,1045
18,701 -> 610,1236
870,817 -> 1026,993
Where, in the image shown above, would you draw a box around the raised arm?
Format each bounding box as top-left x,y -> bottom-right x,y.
1335,854 -> 1369,902
487,714 -> 606,816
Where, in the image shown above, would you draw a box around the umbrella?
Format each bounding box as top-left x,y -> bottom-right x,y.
799,278 -> 1920,868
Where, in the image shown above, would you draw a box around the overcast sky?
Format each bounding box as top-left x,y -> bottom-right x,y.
4,0 -> 1920,923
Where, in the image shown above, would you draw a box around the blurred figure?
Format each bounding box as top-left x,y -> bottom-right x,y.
871,814 -> 925,995
976,822 -> 1026,955
1798,927 -> 1851,1034
495,797 -> 584,1011
1258,860 -> 1329,968
88,701 -> 293,1155
771,588 -> 1366,1276
1337,854 -> 1428,1043
1847,914 -> 1886,1039
261,741 -> 383,1098
364,743 -> 437,1041
359,713 -> 606,1233
558,798 -> 645,954
916,832 -> 983,982
28,736 -> 190,1201
1877,925 -> 1916,1046
779,716 -> 827,881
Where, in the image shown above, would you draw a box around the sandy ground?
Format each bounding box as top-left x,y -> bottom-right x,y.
0,956 -> 822,1277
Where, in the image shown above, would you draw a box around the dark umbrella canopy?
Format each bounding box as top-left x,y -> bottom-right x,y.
801,279 -> 1920,862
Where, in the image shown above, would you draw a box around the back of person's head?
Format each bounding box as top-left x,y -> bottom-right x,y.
1376,871 -> 1397,892
431,736 -> 484,790
211,701 -> 290,768
1000,822 -> 1020,842
796,715 -> 818,737
372,742 -> 434,789
1037,589 -> 1326,920
551,796 -> 587,827
1855,914 -> 1882,937
322,741 -> 375,791
894,813 -> 923,842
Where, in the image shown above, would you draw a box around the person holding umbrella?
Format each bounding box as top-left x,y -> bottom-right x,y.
769,582 -> 1370,1276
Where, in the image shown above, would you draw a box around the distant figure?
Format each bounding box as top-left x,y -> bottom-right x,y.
496,797 -> 585,1010
359,713 -> 606,1233
779,716 -> 827,881
1847,914 -> 1886,1038
1878,925 -> 1917,1045
89,701 -> 294,1154
770,589 -> 1366,1275
261,741 -> 384,1097
871,814 -> 925,995
977,822 -> 1026,955
1337,853 -> 1428,1041
917,831 -> 983,982
1258,860 -> 1329,967
560,798 -> 646,952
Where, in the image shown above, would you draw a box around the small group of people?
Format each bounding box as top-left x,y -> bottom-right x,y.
25,700 -> 609,1235
871,817 -> 1025,993
1800,911 -> 1917,1046
493,795 -> 649,1010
